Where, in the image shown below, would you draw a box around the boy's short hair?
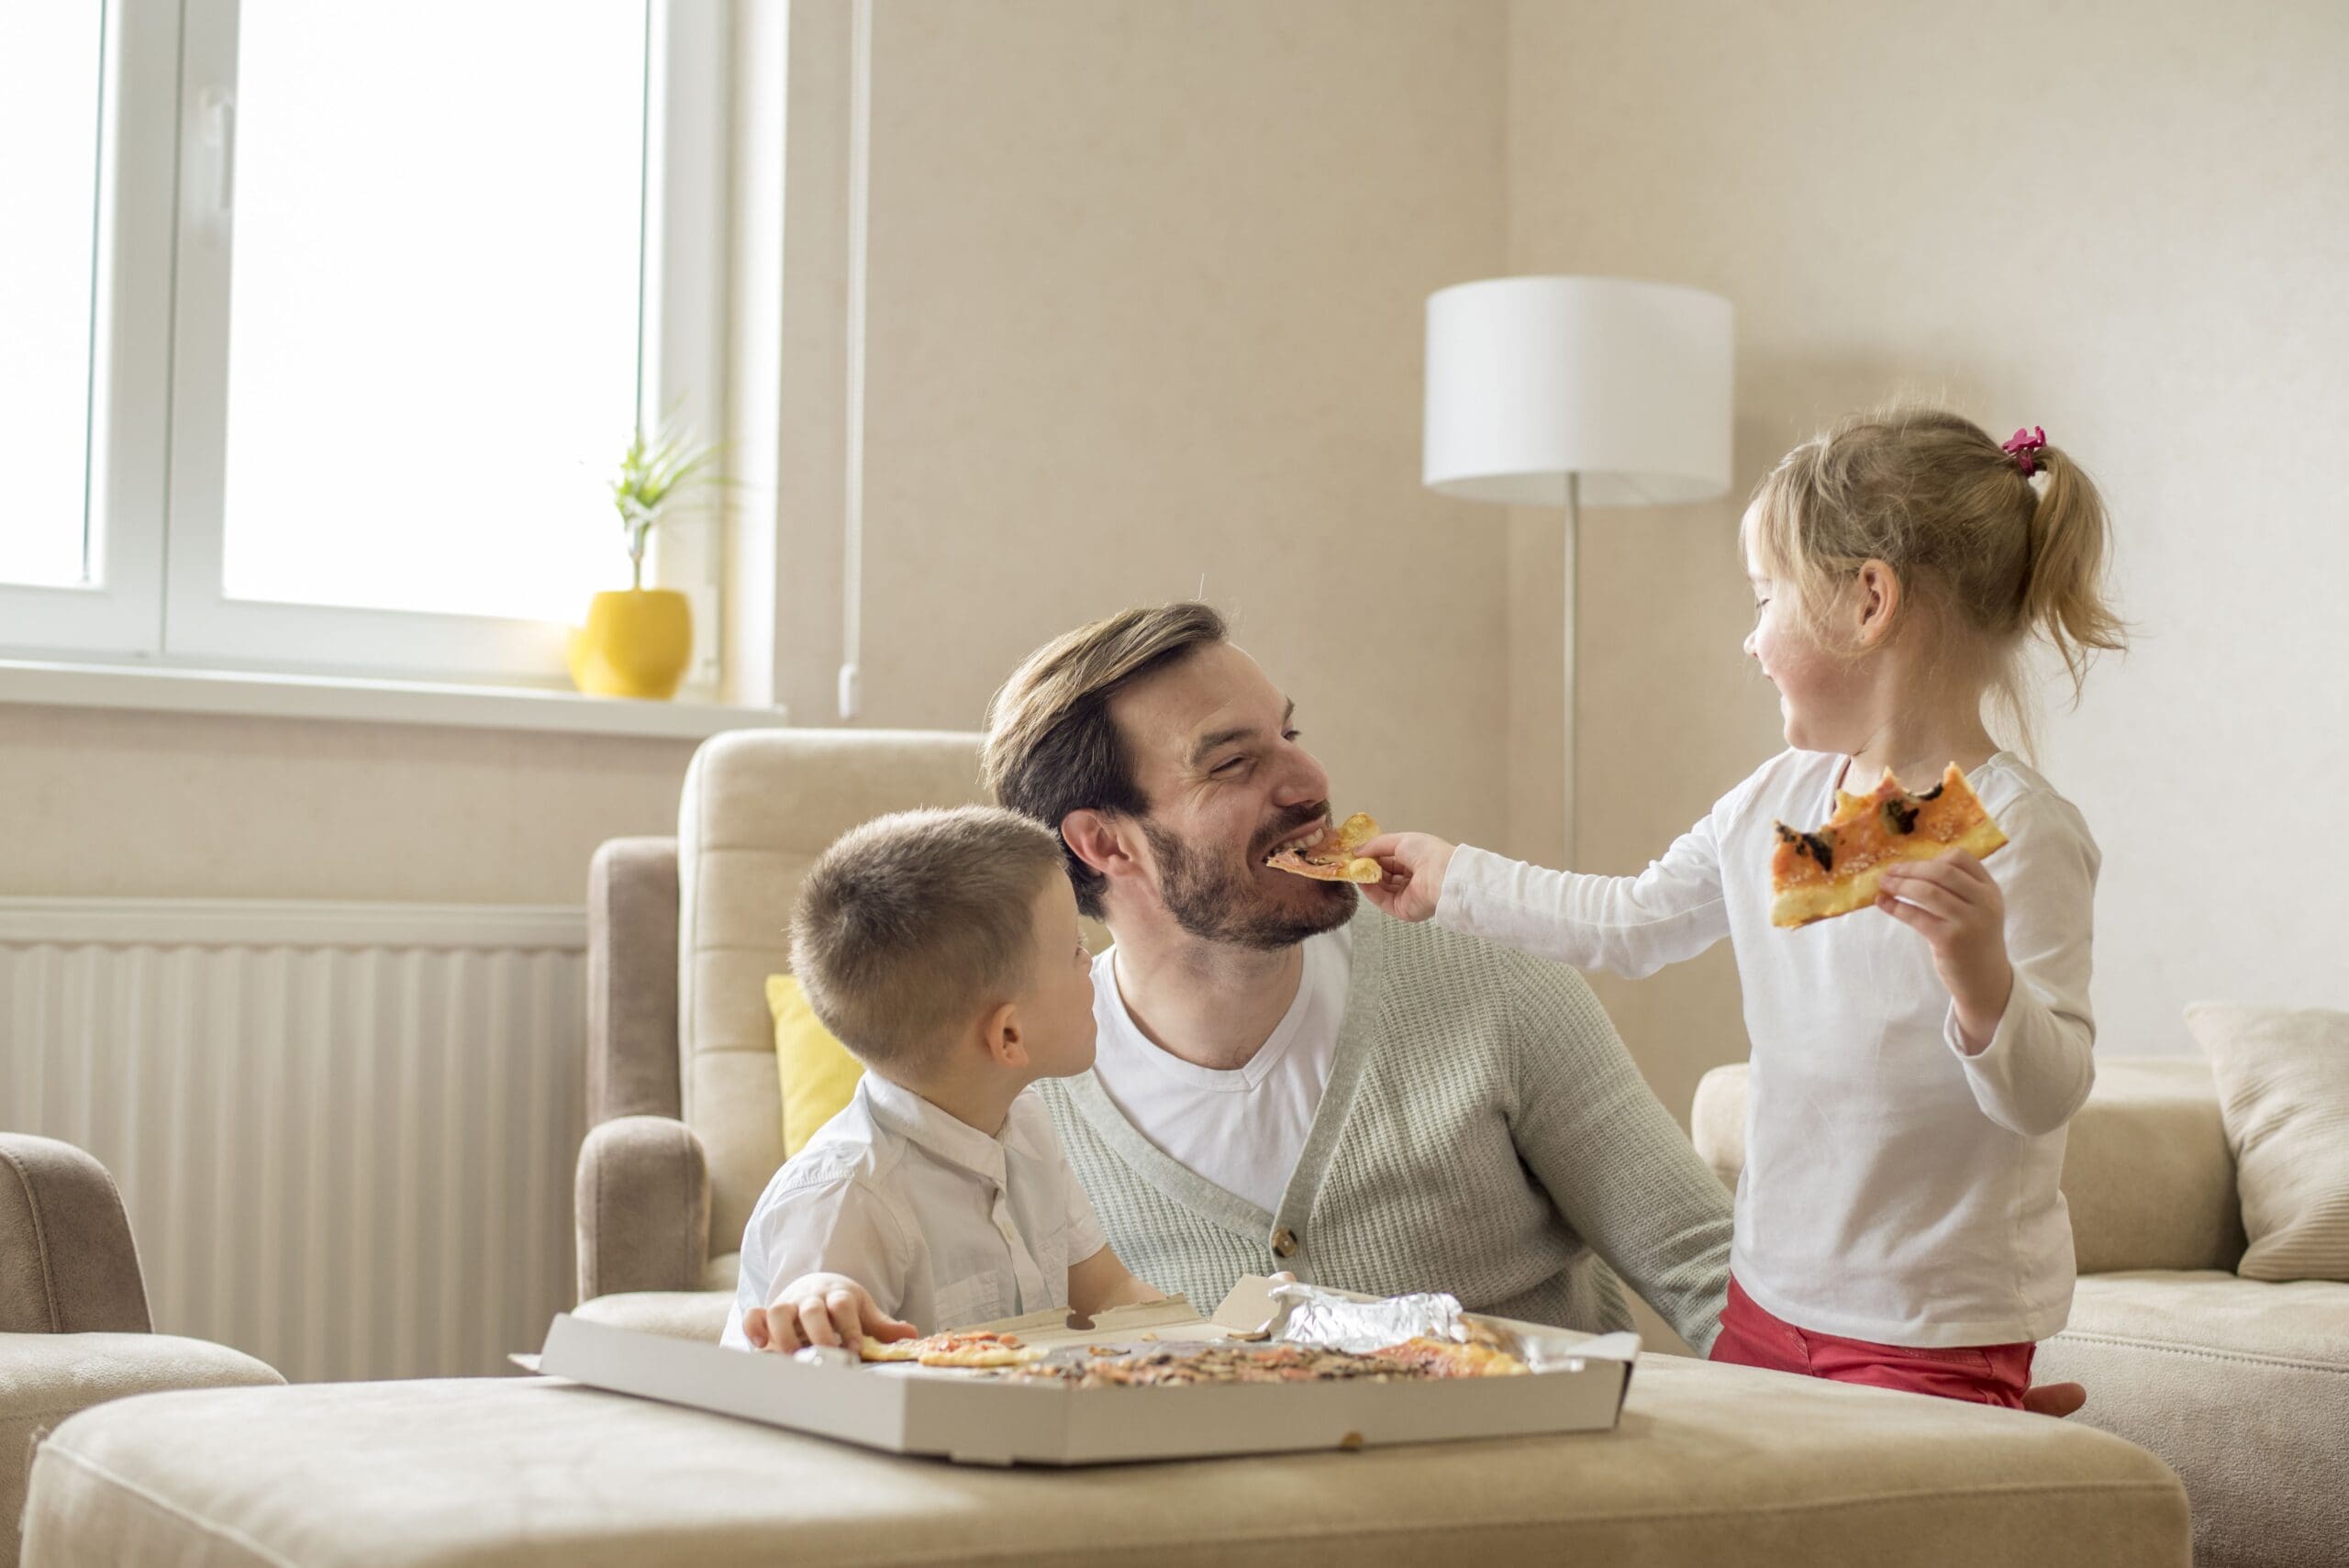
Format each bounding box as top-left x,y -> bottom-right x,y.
789,806 -> 1067,1073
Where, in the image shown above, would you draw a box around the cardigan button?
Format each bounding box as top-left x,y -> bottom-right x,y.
1271,1227 -> 1299,1259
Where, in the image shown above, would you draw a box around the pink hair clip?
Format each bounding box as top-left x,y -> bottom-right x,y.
2002,426 -> 2048,475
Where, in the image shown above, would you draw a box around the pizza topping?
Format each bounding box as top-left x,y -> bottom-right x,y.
1772,821 -> 1836,872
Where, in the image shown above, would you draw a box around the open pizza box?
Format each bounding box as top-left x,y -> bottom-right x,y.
528,1277 -> 1640,1468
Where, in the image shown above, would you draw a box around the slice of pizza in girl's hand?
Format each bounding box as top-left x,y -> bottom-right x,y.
1769,763 -> 2008,929
1264,812 -> 1383,884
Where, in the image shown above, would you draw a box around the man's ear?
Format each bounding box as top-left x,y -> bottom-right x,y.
981,999 -> 1030,1071
1061,809 -> 1140,886
1854,559 -> 1904,648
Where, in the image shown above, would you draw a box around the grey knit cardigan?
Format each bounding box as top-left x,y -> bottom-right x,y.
1038,907 -> 1733,1352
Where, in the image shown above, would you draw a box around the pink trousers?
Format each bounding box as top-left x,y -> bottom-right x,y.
1709,1275 -> 2035,1409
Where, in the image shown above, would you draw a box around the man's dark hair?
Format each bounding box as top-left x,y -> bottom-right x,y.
981,603 -> 1228,917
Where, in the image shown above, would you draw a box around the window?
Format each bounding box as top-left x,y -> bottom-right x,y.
0,0 -> 726,689
0,6 -> 106,593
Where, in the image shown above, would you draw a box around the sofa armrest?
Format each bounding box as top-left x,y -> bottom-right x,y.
0,1135 -> 151,1335
1690,1058 -> 2246,1275
587,836 -> 682,1126
574,1115 -> 712,1303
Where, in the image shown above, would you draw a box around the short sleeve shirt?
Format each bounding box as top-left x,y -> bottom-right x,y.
719,1073 -> 1108,1348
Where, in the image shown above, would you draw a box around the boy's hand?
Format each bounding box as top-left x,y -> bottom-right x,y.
744,1273 -> 916,1353
1876,851 -> 2012,1053
1351,833 -> 1458,923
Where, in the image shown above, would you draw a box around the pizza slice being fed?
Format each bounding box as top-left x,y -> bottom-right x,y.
1264,811 -> 1383,884
1769,763 -> 2008,929
858,1329 -> 1042,1368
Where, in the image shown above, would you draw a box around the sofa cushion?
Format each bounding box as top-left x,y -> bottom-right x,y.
1691,1058 -> 2245,1274
2,1332 -> 281,1568
21,1358 -> 2186,1568
766,973 -> 863,1159
570,1290 -> 733,1344
2187,1001 -> 2349,1283
677,730 -> 986,1257
2038,1271 -> 2349,1568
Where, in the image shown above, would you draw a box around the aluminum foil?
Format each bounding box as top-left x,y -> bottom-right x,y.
1266,1282 -> 1469,1353
1264,1281 -> 1603,1372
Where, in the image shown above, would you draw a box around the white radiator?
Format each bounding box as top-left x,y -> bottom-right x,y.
0,899 -> 586,1385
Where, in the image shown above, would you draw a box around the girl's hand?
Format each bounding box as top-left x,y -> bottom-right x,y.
1876,851 -> 2013,1053
1351,832 -> 1458,923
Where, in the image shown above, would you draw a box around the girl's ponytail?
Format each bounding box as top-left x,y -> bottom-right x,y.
2018,443 -> 2128,699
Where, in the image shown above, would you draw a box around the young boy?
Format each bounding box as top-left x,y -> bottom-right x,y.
724,805 -> 1163,1354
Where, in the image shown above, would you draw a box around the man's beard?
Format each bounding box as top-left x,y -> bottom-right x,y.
1141,809 -> 1356,951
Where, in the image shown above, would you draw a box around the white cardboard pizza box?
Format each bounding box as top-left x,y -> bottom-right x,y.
529,1278 -> 1639,1468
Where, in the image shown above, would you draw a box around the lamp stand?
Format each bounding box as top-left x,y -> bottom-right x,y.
1563,469 -> 1580,870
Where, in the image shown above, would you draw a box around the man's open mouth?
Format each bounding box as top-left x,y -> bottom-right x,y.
1261,820 -> 1330,861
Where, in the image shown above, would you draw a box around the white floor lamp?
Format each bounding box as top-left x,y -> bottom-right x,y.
1423,276 -> 1734,866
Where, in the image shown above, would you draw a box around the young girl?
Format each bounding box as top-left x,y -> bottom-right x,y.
1362,407 -> 2126,1408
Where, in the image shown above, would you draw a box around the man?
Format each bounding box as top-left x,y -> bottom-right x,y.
983,603 -> 1732,1349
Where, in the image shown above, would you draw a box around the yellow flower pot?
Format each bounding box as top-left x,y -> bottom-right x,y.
567,588 -> 694,700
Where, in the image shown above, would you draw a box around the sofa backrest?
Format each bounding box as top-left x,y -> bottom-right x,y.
677,728 -> 989,1254
1691,1056 -> 2246,1275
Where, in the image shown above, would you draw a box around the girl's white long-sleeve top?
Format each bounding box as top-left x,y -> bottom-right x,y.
1436,748 -> 2099,1347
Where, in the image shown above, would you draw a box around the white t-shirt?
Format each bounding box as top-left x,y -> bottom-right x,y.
1437,748 -> 2099,1348
1087,924 -> 1353,1217
719,1073 -> 1108,1348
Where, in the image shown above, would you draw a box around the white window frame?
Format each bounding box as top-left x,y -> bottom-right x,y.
0,0 -> 174,660
0,0 -> 729,692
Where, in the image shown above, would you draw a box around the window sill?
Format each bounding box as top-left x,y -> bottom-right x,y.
0,658 -> 788,740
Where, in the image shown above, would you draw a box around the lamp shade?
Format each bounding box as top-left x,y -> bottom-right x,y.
1424,275 -> 1733,507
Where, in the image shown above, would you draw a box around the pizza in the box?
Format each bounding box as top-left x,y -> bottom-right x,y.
1368,1335 -> 1531,1378
1006,1337 -> 1529,1386
858,1329 -> 1042,1368
1770,763 -> 2008,929
1264,812 -> 1382,884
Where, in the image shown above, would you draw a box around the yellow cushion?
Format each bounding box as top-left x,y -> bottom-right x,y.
765,974 -> 864,1158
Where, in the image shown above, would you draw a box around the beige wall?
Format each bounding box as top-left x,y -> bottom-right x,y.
0,703 -> 695,902
770,0 -> 1515,855
4,1 -> 1513,904
1508,0 -> 2349,1129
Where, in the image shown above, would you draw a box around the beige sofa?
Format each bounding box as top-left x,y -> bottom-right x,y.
17,728 -> 2192,1564
0,1134 -> 282,1567
1695,1060 -> 2349,1568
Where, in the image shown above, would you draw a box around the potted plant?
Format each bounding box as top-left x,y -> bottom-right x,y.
566,420 -> 722,700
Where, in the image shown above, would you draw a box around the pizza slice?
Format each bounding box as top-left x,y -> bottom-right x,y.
1368,1336 -> 1531,1378
1264,812 -> 1383,884
858,1329 -> 1043,1368
1769,763 -> 2008,929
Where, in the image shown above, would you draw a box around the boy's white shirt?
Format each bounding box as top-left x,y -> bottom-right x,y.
1437,747 -> 2099,1348
720,1073 -> 1108,1349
